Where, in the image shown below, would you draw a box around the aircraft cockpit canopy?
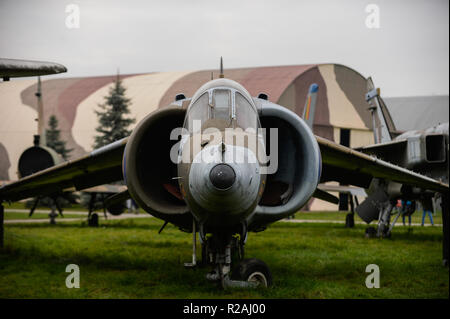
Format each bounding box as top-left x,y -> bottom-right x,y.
184,86 -> 259,133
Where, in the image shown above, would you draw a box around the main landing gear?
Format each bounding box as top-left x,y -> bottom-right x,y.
365,201 -> 394,239
345,195 -> 358,228
184,220 -> 272,289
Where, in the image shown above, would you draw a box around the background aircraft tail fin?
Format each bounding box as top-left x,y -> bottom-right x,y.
302,83 -> 319,130
366,77 -> 396,143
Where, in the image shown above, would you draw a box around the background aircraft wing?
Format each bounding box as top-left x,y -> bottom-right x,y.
0,138 -> 127,202
355,139 -> 408,159
0,58 -> 67,79
68,184 -> 128,194
317,135 -> 448,192
317,184 -> 367,197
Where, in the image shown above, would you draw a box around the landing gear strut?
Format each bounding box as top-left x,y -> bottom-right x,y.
0,204 -> 4,248
48,205 -> 58,225
441,192 -> 449,267
376,201 -> 394,238
365,201 -> 394,238
87,193 -> 107,227
345,195 -> 356,228
184,219 -> 197,268
191,222 -> 272,289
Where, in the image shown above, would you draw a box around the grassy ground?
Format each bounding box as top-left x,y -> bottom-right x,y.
0,213 -> 447,299
4,212 -> 87,220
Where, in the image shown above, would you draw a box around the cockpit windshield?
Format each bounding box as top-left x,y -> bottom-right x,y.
212,89 -> 230,120
184,87 -> 258,133
235,92 -> 257,130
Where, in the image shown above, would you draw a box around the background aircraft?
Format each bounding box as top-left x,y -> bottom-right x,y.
1,58 -> 130,224
0,58 -> 69,223
0,63 -> 448,287
354,78 -> 449,241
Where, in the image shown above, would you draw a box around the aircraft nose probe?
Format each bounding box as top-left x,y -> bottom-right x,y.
209,163 -> 236,190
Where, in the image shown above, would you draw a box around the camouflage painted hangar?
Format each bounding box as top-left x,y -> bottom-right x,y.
0,64 -> 377,209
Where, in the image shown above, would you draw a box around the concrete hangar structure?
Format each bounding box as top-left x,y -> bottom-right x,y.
0,64 -> 382,210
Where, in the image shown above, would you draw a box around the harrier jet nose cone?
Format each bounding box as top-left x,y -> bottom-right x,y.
209,164 -> 236,190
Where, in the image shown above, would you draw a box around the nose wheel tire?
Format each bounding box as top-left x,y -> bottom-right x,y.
231,258 -> 272,287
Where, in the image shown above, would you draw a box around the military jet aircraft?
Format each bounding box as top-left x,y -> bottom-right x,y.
355,78 -> 449,241
0,61 -> 448,288
1,58 -> 129,224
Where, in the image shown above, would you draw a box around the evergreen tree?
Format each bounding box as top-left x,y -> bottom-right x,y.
46,114 -> 73,160
93,73 -> 135,149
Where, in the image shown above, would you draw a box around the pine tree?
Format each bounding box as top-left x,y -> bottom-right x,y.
46,114 -> 73,160
93,73 -> 135,149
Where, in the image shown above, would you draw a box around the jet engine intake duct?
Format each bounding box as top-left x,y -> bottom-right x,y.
124,106 -> 191,229
18,145 -> 62,178
249,101 -> 321,229
407,134 -> 446,168
425,134 -> 446,163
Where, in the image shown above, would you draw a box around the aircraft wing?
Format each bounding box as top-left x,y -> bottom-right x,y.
68,184 -> 128,194
317,135 -> 448,192
317,184 -> 367,197
355,139 -> 407,158
0,138 -> 127,202
0,58 -> 67,79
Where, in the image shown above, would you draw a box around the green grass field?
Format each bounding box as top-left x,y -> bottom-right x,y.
4,212 -> 87,220
0,213 -> 447,299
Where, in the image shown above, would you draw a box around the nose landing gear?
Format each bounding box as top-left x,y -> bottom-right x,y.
229,258 -> 272,288
193,223 -> 272,289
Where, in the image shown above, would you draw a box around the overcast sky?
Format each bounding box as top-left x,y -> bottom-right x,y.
0,0 -> 448,97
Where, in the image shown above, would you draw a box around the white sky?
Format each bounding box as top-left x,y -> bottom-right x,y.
0,0 -> 448,97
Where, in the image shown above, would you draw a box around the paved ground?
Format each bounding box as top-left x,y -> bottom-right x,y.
3,209 -> 441,227
5,209 -> 94,215
283,218 -> 441,227
3,209 -> 150,224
